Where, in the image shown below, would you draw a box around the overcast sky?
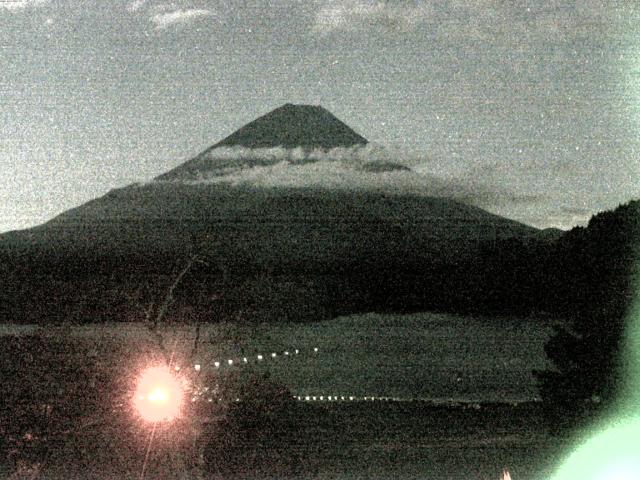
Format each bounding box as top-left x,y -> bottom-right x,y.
1,0 -> 638,232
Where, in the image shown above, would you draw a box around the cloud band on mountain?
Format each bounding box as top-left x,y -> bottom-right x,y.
155,144 -> 542,219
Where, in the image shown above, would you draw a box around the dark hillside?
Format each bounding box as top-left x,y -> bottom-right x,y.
0,183 -> 538,324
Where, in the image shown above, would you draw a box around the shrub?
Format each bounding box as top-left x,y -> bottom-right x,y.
202,369 -> 302,479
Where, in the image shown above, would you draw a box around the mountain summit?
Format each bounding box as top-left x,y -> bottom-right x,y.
157,104 -> 368,180
213,103 -> 368,149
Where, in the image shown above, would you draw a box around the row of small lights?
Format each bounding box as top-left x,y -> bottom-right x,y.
191,395 -> 404,403
295,395 -> 403,402
180,347 -> 491,409
294,397 -> 486,409
183,347 -> 405,404
188,347 -> 319,403
191,395 -> 485,406
179,347 -> 320,373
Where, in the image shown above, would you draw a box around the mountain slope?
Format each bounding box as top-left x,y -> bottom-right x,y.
1,182 -> 539,286
0,183 -> 539,323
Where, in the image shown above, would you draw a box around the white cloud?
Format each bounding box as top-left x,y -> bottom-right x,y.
149,3 -> 178,14
127,0 -> 147,13
151,7 -> 214,29
313,0 -> 434,33
0,0 -> 49,12
312,0 -> 637,41
200,143 -> 402,167
126,1 -> 216,30
156,145 -> 538,215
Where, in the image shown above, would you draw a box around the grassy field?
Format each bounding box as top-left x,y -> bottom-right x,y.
280,402 -> 567,480
0,312 -> 556,404
9,401 -> 570,480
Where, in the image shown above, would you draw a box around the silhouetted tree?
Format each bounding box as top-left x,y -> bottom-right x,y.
203,369 -> 301,479
534,200 -> 640,432
0,333 -> 122,472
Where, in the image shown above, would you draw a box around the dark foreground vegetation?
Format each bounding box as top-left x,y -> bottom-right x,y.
533,200 -> 639,431
0,332 -> 294,478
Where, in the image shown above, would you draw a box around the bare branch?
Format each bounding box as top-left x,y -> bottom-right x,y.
154,256 -> 198,329
190,322 -> 202,359
143,255 -> 200,362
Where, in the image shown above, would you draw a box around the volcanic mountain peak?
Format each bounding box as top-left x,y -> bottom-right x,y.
213,103 -> 368,150
157,103 -> 369,181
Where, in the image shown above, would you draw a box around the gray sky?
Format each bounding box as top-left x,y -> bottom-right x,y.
1,0 -> 638,232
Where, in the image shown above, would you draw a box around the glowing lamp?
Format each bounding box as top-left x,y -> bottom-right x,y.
134,366 -> 183,422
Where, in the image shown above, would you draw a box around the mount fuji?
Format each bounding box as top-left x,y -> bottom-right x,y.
0,104 -> 540,324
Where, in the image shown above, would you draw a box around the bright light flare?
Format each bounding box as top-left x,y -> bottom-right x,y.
551,416 -> 640,480
134,366 -> 183,422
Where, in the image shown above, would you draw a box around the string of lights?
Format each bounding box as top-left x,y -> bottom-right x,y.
176,346 -> 320,373
180,346 -> 488,406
